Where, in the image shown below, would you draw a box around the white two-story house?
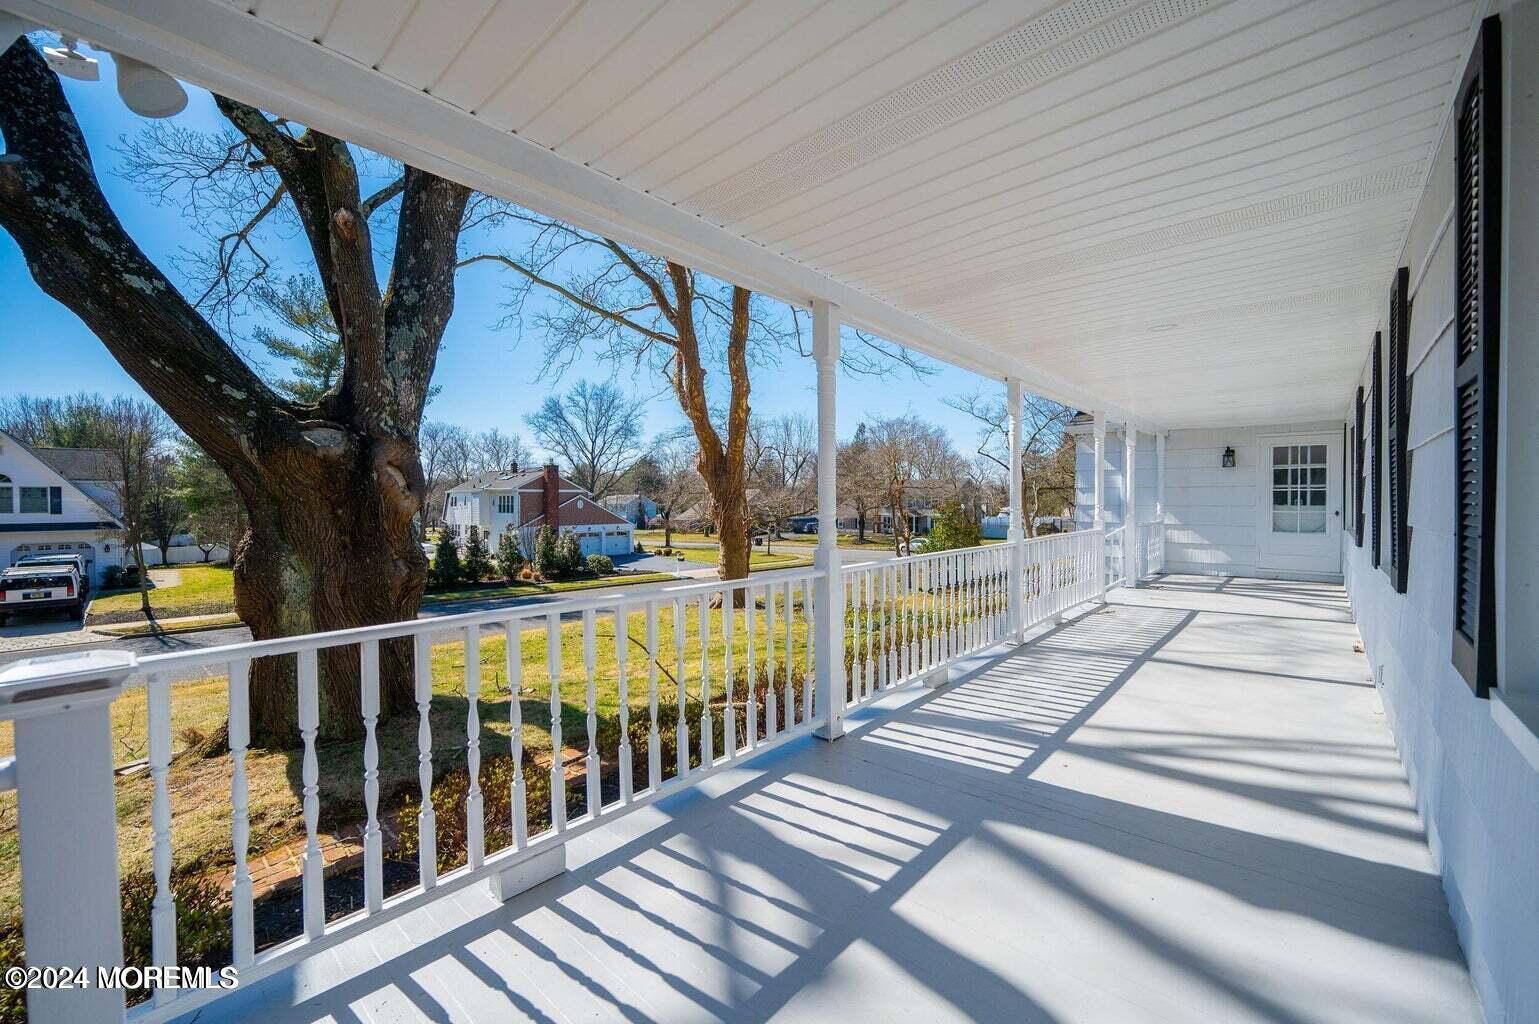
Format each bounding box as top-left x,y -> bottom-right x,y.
0,429 -> 124,586
443,462 -> 634,558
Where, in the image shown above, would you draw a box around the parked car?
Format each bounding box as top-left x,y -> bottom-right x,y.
13,553 -> 91,594
0,565 -> 85,624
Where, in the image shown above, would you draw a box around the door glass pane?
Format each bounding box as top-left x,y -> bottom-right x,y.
1299,512 -> 1326,533
1310,445 -> 1326,463
1273,469 -> 1287,485
1273,446 -> 1289,465
1310,468 -> 1326,485
1273,490 -> 1288,508
1273,512 -> 1297,532
1309,490 -> 1326,506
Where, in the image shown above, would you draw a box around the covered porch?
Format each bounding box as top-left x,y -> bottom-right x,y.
206,577 -> 1476,1023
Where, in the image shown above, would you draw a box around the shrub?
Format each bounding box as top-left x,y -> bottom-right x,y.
495,529 -> 525,580
462,526 -> 491,583
103,563 -> 124,589
586,553 -> 615,576
633,541 -> 645,554
430,530 -> 462,588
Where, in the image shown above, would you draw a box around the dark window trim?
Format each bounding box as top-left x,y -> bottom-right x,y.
1352,387 -> 1365,545
1370,332 -> 1383,568
1385,267 -> 1412,593
1451,15 -> 1502,697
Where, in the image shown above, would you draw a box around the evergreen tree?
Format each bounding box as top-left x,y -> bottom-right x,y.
462,526 -> 491,582
495,529 -> 525,581
431,531 -> 462,588
558,532 -> 583,577
926,500 -> 981,552
533,525 -> 560,579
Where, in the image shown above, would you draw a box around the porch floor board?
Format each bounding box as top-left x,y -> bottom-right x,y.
196,576 -> 1480,1023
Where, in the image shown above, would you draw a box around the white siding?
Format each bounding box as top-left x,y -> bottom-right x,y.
1345,12 -> 1539,1020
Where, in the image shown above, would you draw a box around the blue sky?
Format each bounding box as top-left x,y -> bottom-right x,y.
0,42 -> 1001,464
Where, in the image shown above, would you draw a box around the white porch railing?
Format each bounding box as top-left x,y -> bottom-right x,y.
1135,519 -> 1166,580
0,532 -> 1113,1024
1103,524 -> 1128,589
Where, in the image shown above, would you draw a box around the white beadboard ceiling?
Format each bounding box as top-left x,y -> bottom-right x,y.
9,0 -> 1482,428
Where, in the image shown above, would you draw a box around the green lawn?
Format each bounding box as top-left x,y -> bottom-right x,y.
88,563 -> 236,624
638,529 -> 893,551
423,571 -> 678,604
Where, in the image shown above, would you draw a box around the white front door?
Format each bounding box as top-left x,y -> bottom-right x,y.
1257,433 -> 1342,576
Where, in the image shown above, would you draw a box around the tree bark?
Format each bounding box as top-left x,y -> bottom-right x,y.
0,40 -> 466,745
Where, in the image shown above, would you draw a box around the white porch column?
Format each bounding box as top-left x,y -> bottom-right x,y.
1006,378 -> 1025,642
1,651 -> 135,1024
812,299 -> 844,741
1092,413 -> 1106,530
1124,427 -> 1139,585
1155,431 -> 1167,574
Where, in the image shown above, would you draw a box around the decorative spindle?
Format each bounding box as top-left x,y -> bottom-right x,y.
413,633 -> 436,888
464,625 -> 484,869
507,619 -> 527,849
547,612 -> 565,832
299,649 -> 324,938
675,597 -> 689,779
699,594 -> 713,767
228,660 -> 254,966
616,607 -> 633,804
646,603 -> 661,792
148,673 -> 176,1003
359,643 -> 383,914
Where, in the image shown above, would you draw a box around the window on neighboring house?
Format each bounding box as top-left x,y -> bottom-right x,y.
19,487 -> 48,514
1452,15 -> 1502,697
49,487 -> 61,515
1352,387 -> 1365,546
1369,332 -> 1383,568
1384,267 -> 1411,593
0,485 -> 11,514
497,495 -> 516,514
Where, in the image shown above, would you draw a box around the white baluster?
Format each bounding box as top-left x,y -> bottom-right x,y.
547,612 -> 565,832
228,660 -> 255,966
299,649 -> 324,939
616,607 -> 633,804
148,673 -> 176,1004
699,594 -> 713,766
413,633 -> 436,888
745,584 -> 757,749
359,643 -> 383,914
646,603 -> 661,792
583,609 -> 600,819
765,581 -> 778,738
802,580 -> 815,723
464,626 -> 484,870
506,620 -> 527,850
782,579 -> 794,728
675,596 -> 689,779
864,569 -> 875,699
723,587 -> 736,758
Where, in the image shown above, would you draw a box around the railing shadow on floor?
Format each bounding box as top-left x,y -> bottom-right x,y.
185,598 -> 1470,1024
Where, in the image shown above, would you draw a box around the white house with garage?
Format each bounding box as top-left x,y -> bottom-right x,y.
0,429 -> 123,586
443,462 -> 634,557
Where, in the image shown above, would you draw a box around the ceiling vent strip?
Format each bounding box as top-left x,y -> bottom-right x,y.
688,0 -> 1216,225
905,162 -> 1425,307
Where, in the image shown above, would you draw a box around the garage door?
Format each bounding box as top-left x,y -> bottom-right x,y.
579,533 -> 602,557
604,532 -> 631,555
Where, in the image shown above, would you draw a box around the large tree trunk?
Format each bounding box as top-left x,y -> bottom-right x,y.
713,487 -> 750,583
1,40 -> 466,747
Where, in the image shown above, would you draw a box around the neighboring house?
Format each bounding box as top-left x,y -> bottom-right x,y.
444,462 -> 634,557
600,493 -> 656,527
0,429 -> 124,586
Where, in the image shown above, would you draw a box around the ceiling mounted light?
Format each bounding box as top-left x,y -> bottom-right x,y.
42,36 -> 98,80
113,52 -> 187,118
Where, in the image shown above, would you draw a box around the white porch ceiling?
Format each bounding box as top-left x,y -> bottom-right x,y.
8,0 -> 1481,428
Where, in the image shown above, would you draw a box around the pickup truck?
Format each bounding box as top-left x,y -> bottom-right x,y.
0,565 -> 86,624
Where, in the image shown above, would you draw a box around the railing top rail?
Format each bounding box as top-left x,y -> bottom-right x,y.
119,564 -> 819,680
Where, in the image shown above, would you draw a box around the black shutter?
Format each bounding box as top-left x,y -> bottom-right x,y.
1369,332 -> 1382,568
1384,267 -> 1411,592
1352,387 -> 1365,545
1451,15 -> 1502,697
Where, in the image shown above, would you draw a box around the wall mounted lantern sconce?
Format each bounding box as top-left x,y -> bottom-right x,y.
1221,446 -> 1236,468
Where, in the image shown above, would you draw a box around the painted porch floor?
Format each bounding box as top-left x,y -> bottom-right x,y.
201,576 -> 1481,1024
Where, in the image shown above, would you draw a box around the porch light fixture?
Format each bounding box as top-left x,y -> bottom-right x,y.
43,36 -> 99,80
1222,446 -> 1236,468
114,52 -> 188,118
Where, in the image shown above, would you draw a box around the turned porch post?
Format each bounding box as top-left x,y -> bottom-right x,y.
1007,378 -> 1026,642
813,299 -> 844,741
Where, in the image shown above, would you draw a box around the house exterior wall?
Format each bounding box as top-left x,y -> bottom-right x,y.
1345,10 -> 1539,1020
0,433 -> 122,585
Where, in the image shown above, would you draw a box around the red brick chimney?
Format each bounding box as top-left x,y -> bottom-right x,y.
542,463 -> 560,530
